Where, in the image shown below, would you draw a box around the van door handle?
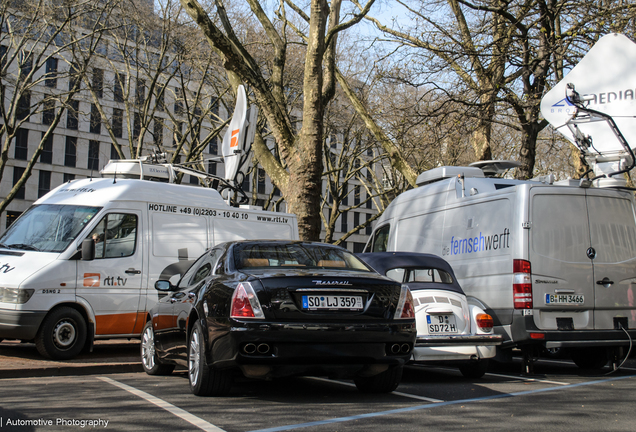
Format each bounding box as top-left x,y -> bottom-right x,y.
125,268 -> 141,275
596,277 -> 614,286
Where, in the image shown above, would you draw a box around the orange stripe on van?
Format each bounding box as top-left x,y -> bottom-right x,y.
95,312 -> 146,335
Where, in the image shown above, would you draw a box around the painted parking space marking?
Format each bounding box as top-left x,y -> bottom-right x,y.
484,372 -> 570,385
305,377 -> 444,402
98,377 -> 225,432
250,374 -> 636,432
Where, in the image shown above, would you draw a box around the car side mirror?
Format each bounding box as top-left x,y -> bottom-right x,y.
155,280 -> 175,292
82,238 -> 95,261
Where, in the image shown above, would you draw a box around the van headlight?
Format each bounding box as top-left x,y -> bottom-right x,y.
0,287 -> 34,304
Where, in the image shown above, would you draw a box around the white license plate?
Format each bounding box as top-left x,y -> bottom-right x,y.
426,314 -> 458,334
545,294 -> 584,305
302,295 -> 363,310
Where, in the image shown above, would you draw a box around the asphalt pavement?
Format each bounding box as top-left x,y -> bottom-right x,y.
0,339 -> 142,378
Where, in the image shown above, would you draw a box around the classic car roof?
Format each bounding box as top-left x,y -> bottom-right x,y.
356,252 -> 464,294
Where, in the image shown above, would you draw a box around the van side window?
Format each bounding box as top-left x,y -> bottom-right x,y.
88,213 -> 137,258
371,225 -> 390,252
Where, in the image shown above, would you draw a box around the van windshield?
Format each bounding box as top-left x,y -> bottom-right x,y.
0,205 -> 101,253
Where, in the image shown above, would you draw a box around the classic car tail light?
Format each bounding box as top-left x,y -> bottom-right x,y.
231,282 -> 265,319
395,286 -> 415,319
513,259 -> 533,309
476,313 -> 494,332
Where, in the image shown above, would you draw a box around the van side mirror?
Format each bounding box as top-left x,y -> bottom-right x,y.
82,238 -> 95,261
155,280 -> 174,292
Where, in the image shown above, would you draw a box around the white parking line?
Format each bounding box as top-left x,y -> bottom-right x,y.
305,377 -> 444,403
98,377 -> 225,432
484,372 -> 570,386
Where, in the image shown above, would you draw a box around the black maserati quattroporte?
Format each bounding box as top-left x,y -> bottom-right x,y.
141,240 -> 416,396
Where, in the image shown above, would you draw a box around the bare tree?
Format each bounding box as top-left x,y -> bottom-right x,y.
180,0 -> 377,240
0,0 -> 119,214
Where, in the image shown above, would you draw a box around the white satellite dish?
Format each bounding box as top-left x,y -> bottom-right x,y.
222,85 -> 248,182
541,33 -> 636,161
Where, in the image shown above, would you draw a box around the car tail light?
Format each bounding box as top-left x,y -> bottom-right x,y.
476,313 -> 494,332
395,286 -> 415,319
513,259 -> 532,309
231,282 -> 265,319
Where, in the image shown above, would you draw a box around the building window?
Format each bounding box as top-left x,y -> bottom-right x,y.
342,183 -> 348,206
40,133 -> 53,164
0,45 -> 7,69
63,173 -> 75,183
112,108 -> 123,138
208,161 -> 217,176
340,211 -> 348,233
88,140 -> 100,171
6,211 -> 21,229
189,175 -> 198,185
173,121 -> 183,146
156,85 -> 165,112
354,212 -> 360,234
42,99 -> 55,125
110,144 -> 120,160
174,87 -> 184,115
353,242 -> 366,253
366,193 -> 373,209
135,79 -> 145,106
65,136 -> 76,167
354,185 -> 361,205
257,168 -> 266,194
14,128 -> 28,160
133,112 -> 141,139
68,62 -> 80,91
114,73 -> 125,102
19,51 -> 33,82
365,213 -> 372,235
67,100 -> 79,130
92,68 -> 103,98
90,104 -> 101,134
12,166 -> 26,200
38,170 -> 51,198
153,117 -> 163,146
45,57 -> 58,88
273,187 -> 280,197
242,173 -> 250,192
17,91 -> 30,120
209,136 -> 218,155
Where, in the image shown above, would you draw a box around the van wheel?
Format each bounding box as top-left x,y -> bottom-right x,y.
571,347 -> 609,370
188,321 -> 233,396
354,365 -> 403,393
141,321 -> 174,375
35,307 -> 87,360
459,360 -> 489,378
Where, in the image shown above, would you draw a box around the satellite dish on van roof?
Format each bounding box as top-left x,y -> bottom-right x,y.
541,33 -> 636,160
469,160 -> 521,176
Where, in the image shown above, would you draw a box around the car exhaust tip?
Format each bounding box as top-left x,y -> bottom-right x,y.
400,343 -> 411,354
390,344 -> 401,354
243,343 -> 257,354
257,343 -> 270,354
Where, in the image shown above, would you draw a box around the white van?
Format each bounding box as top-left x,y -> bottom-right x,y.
0,174 -> 298,359
364,165 -> 636,370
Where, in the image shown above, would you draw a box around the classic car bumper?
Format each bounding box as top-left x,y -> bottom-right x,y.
412,334 -> 502,362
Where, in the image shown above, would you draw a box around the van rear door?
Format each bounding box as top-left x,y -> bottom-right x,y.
586,191 -> 636,330
529,190 -> 595,330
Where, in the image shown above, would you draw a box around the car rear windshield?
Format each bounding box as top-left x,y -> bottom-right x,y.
234,243 -> 371,271
386,267 -> 454,284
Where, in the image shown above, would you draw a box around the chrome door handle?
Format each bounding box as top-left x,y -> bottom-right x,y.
125,268 -> 141,274
596,277 -> 614,286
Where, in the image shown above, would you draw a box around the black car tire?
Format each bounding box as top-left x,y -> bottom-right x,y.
458,359 -> 489,378
35,307 -> 87,360
571,347 -> 609,370
141,321 -> 174,376
354,365 -> 403,393
189,320 -> 233,396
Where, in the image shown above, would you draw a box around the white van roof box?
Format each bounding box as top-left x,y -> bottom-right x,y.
416,166 -> 484,186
